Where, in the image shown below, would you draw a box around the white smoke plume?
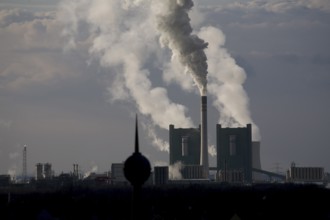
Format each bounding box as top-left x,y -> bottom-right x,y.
155,0 -> 208,96
169,161 -> 183,180
83,164 -> 98,179
7,165 -> 17,180
208,144 -> 216,157
198,26 -> 260,140
59,0 -> 260,148
145,124 -> 170,152
59,0 -> 194,138
154,1 -> 260,140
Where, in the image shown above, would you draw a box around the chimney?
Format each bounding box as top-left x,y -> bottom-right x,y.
200,96 -> 209,178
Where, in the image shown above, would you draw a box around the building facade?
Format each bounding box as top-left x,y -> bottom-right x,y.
111,163 -> 128,185
169,125 -> 200,166
181,165 -> 204,179
154,166 -> 169,185
216,124 -> 253,183
287,163 -> 324,183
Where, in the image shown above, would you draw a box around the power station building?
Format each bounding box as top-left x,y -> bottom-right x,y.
216,124 -> 253,183
169,123 -> 262,183
169,125 -> 201,166
169,125 -> 205,179
154,166 -> 169,185
287,163 -> 324,183
35,163 -> 53,181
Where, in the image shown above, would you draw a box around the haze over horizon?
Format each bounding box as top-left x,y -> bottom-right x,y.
0,0 -> 329,177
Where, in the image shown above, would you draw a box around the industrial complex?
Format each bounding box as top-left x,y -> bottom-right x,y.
0,95 -> 329,220
0,93 -> 328,188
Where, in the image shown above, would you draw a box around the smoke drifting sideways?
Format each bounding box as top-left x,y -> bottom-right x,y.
198,27 -> 260,140
83,164 -> 98,179
58,0 -> 194,152
58,0 -> 260,157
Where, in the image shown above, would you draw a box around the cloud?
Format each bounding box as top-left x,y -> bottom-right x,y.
0,8 -> 86,91
0,9 -> 52,27
222,0 -> 330,13
200,0 -> 330,31
9,152 -> 19,160
0,9 -> 63,50
0,119 -> 12,128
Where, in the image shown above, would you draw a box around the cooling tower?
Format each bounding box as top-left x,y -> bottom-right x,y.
200,96 -> 209,178
252,141 -> 261,169
252,141 -> 262,181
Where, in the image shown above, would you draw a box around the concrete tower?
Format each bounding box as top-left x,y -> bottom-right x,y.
200,96 -> 209,179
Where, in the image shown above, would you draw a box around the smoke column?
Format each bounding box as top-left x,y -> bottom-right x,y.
155,0 -> 208,96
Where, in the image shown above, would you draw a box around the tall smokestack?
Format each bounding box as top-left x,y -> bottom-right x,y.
200,95 -> 209,178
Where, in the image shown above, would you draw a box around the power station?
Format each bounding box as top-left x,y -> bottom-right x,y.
168,94 -> 262,183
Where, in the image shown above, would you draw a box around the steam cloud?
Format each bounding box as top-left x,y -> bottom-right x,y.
59,0 -> 193,133
154,161 -> 182,180
144,123 -> 170,152
198,27 -> 260,140
169,161 -> 183,180
59,0 -> 260,156
155,0 -> 208,96
83,164 -> 98,179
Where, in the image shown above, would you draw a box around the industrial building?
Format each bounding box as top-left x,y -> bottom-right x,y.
169,125 -> 201,166
169,122 -> 264,183
217,169 -> 244,183
36,163 -> 43,181
111,163 -> 128,185
252,141 -> 261,170
154,166 -> 169,185
216,124 -> 253,183
181,165 -> 204,179
0,175 -> 11,186
35,163 -> 53,181
44,163 -> 52,179
287,163 -> 324,183
169,124 -> 206,180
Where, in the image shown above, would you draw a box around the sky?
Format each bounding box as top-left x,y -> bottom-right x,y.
0,0 -> 329,177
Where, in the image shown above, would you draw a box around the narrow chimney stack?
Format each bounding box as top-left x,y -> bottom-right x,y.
200,96 -> 209,178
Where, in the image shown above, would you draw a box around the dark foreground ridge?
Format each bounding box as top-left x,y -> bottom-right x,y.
1,183 -> 329,220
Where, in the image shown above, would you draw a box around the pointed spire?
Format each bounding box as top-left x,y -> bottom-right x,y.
135,114 -> 139,153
